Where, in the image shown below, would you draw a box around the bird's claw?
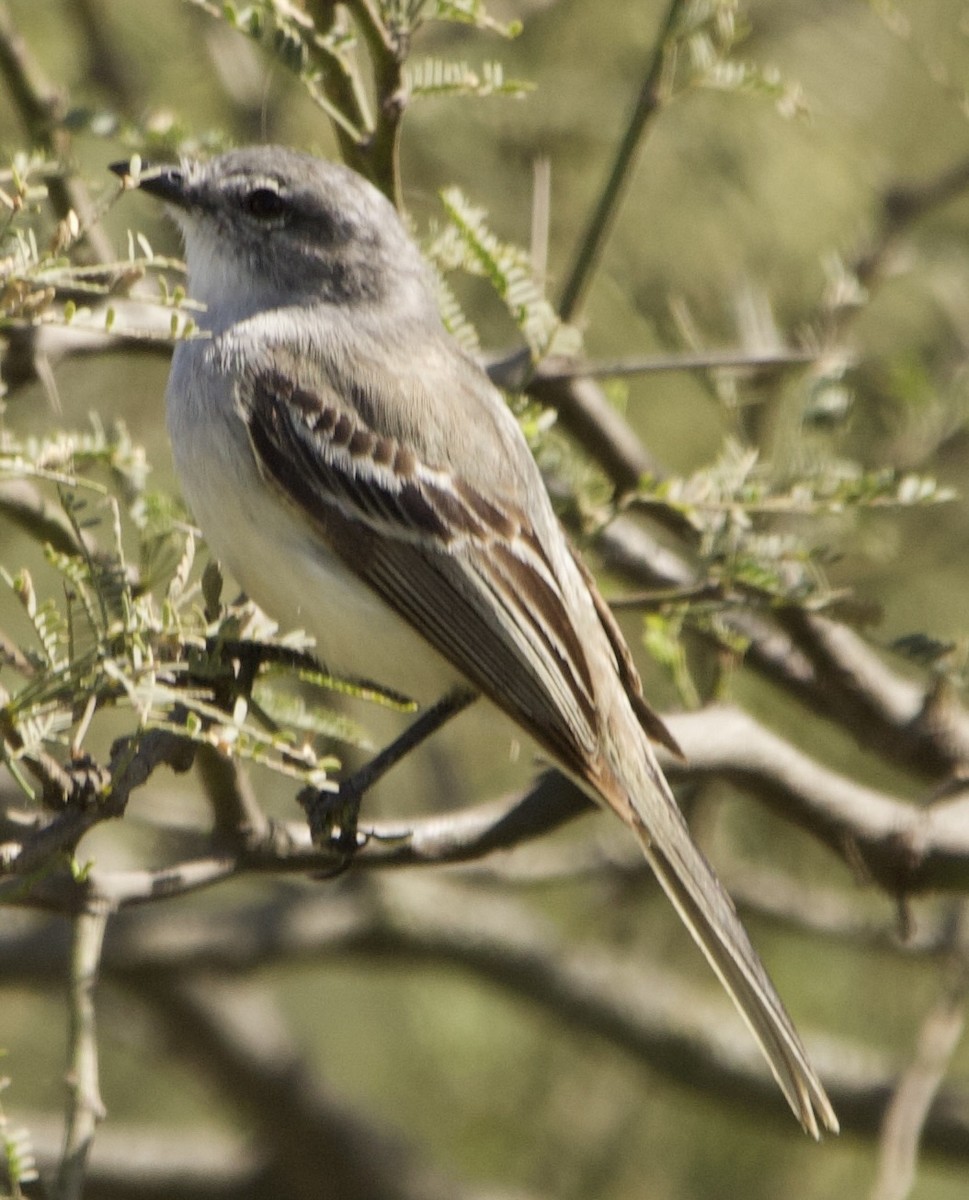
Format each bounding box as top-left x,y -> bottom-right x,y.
298,782 -> 369,856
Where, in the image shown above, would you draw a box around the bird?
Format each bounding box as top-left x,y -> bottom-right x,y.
112,146 -> 837,1137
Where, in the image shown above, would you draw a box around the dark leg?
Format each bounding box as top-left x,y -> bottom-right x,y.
299,686 -> 478,854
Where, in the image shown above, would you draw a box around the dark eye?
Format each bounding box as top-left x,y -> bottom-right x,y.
242,187 -> 287,221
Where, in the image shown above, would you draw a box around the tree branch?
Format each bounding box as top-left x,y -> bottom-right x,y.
3,729 -> 195,878
11,694 -> 969,915
592,513 -> 969,787
5,875 -> 969,1159
1,771 -> 592,911
558,0 -> 686,321
664,705 -> 969,894
869,979 -> 967,1200
773,609 -> 969,778
54,904 -> 109,1200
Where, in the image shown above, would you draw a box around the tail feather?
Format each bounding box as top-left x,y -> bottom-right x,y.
597,759 -> 838,1138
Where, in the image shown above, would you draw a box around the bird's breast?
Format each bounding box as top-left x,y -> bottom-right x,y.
165,346 -> 459,702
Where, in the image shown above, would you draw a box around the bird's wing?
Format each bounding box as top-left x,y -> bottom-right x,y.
239,362 -> 606,779
567,541 -> 684,759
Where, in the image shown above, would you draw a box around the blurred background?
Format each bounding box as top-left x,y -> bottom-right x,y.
3,1 -> 969,1197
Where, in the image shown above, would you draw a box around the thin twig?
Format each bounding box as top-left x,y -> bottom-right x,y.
301,1 -> 375,172
0,625 -> 35,677
345,0 -> 408,205
55,903 -> 109,1200
558,0 -> 686,321
494,347 -> 818,386
194,743 -> 271,847
869,981 -> 966,1200
301,0 -> 406,204
0,2 -> 114,262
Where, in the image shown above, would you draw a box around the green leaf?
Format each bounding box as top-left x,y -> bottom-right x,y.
252,679 -> 374,751
642,611 -> 700,708
432,188 -> 561,358
406,57 -> 532,99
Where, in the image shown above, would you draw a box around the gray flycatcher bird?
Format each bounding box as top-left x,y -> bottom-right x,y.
112,146 -> 837,1137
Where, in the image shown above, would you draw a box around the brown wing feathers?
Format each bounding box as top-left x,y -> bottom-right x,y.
243,373 -> 602,773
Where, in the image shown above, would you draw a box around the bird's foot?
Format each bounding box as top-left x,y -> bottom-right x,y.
298,779 -> 368,857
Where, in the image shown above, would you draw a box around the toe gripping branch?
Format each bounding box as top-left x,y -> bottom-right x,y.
298,687 -> 478,857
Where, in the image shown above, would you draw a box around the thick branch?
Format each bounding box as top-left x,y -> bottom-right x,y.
135,976 -> 533,1200
5,876 -> 969,1158
774,609 -> 969,778
1,771 -> 593,911
665,706 -> 969,894
11,696 -> 969,914
594,516 -> 969,784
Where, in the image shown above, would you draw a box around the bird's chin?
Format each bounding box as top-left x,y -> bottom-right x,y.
176,230 -> 261,331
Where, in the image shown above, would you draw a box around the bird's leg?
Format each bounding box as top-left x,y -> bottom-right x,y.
299,686 -> 478,854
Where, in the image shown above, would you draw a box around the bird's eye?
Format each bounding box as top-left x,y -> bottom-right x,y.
242,187 -> 287,221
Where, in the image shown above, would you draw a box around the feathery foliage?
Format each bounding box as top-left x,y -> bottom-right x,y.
0,425 -> 408,808
405,56 -> 531,99
431,187 -> 567,359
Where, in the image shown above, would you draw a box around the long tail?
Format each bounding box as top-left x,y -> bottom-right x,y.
595,751 -> 838,1139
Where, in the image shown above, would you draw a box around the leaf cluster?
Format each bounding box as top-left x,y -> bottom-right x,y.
0,156 -> 202,358
631,437 -> 952,614
428,187 -> 572,359
0,427 -> 397,813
